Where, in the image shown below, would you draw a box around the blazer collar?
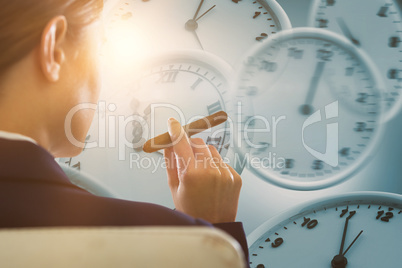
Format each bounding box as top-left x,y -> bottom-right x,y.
0,138 -> 82,189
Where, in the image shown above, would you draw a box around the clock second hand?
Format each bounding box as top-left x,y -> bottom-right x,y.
300,61 -> 326,115
192,31 -> 205,50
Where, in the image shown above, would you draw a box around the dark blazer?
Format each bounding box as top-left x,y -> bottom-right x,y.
0,138 -> 249,263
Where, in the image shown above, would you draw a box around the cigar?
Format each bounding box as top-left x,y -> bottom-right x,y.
143,111 -> 228,153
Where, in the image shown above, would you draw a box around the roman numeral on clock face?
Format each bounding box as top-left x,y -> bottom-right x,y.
207,101 -> 223,115
157,71 -> 179,83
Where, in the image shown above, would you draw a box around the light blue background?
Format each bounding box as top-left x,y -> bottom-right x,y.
236,0 -> 402,235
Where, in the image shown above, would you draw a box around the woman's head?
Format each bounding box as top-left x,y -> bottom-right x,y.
0,0 -> 104,157
0,0 -> 103,74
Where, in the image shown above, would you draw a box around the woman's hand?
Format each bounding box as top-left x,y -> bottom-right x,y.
164,118 -> 242,224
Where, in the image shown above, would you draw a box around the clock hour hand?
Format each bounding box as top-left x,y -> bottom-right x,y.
300,61 -> 326,115
342,230 -> 363,256
336,17 -> 360,46
331,230 -> 363,268
185,4 -> 216,29
331,211 -> 358,268
195,5 -> 216,21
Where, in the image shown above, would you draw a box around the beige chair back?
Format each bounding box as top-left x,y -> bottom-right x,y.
0,227 -> 246,268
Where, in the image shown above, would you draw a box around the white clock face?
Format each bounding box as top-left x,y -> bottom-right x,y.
58,50 -> 242,202
234,28 -> 384,190
128,51 -> 238,167
247,192 -> 402,268
103,0 -> 291,66
57,0 -> 291,199
310,0 -> 402,121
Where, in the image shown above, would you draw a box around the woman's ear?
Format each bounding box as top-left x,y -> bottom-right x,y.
40,16 -> 67,82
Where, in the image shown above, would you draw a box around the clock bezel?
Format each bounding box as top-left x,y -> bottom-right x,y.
233,28 -> 386,190
247,191 -> 402,246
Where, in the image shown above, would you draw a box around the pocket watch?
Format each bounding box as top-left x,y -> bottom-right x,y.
233,28 -> 385,190
247,191 -> 402,268
310,0 -> 402,121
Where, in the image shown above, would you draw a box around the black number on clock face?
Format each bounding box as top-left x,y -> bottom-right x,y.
340,207 -> 349,217
356,93 -> 368,103
354,122 -> 367,132
301,217 -> 318,229
271,237 -> 284,248
285,159 -> 294,169
389,36 -> 400,48
256,33 -> 268,42
347,211 -> 356,220
253,12 -> 261,19
377,6 -> 388,17
376,211 -> 394,222
388,69 -> 399,80
339,147 -> 350,157
317,49 -> 333,61
312,160 -> 324,170
317,18 -> 329,28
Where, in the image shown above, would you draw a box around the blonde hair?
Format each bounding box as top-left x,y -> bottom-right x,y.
0,0 -> 103,73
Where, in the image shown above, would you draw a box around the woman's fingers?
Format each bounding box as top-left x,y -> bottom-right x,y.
190,138 -> 214,170
164,146 -> 179,190
167,118 -> 194,173
226,162 -> 243,189
208,145 -> 233,180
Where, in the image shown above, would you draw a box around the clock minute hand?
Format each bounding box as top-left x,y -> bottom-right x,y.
336,17 -> 360,46
339,214 -> 351,255
331,211 -> 356,268
331,230 -> 363,268
193,0 -> 205,20
300,61 -> 326,115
